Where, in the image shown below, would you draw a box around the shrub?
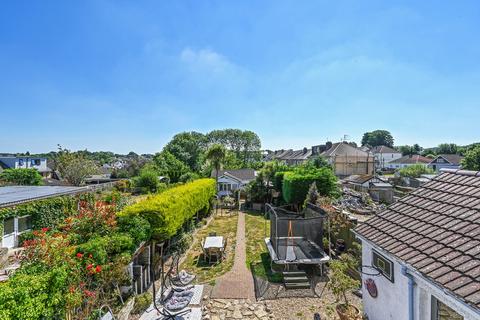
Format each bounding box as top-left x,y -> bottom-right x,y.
133,169 -> 159,194
282,168 -> 337,205
273,172 -> 285,192
398,164 -> 434,178
0,168 -> 43,186
178,172 -> 200,183
117,215 -> 152,246
119,179 -> 216,241
132,292 -> 152,314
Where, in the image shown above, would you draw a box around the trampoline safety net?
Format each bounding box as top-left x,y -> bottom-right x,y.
268,203 -> 327,263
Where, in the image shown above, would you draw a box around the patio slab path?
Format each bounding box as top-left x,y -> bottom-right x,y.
210,211 -> 255,300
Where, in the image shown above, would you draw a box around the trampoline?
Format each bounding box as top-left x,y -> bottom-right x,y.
265,203 -> 330,265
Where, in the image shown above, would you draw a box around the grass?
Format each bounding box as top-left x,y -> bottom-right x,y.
180,211 -> 238,283
245,211 -> 283,283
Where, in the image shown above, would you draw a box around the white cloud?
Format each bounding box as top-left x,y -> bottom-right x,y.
180,47 -> 233,73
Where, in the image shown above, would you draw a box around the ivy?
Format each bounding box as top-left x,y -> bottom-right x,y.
0,196 -> 77,230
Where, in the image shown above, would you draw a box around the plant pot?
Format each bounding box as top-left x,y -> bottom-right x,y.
336,304 -> 361,320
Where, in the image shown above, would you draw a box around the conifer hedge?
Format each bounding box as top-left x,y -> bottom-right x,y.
119,179 -> 216,241
282,168 -> 338,205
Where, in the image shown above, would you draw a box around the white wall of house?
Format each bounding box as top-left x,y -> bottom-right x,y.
361,240 -> 480,320
217,175 -> 241,197
0,157 -> 49,173
375,152 -> 402,168
385,162 -> 423,170
428,163 -> 460,173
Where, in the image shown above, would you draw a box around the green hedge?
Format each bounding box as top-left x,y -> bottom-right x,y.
119,179 -> 216,241
282,168 -> 337,205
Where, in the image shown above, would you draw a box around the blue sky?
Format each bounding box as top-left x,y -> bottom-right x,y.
1,1 -> 479,154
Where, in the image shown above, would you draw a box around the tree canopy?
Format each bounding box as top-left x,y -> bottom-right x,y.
163,131 -> 208,172
361,130 -> 394,147
152,150 -> 190,183
53,146 -> 98,186
461,146 -> 480,171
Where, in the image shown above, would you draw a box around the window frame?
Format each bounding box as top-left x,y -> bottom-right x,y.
372,249 -> 395,282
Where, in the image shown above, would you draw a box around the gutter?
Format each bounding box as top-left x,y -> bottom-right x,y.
402,266 -> 415,320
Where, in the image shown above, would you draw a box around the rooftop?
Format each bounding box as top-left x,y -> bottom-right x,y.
371,145 -> 399,154
388,154 -> 431,164
355,169 -> 480,311
0,185 -> 89,208
211,168 -> 256,182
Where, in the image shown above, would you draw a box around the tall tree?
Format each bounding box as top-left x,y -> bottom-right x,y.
163,131 -> 208,172
461,146 -> 480,171
206,129 -> 261,166
361,130 -> 394,147
153,150 -> 190,183
53,146 -> 99,186
437,143 -> 458,154
205,144 -> 226,184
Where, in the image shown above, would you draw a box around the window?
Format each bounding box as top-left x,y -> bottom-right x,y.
31,159 -> 41,166
18,159 -> 24,166
17,216 -> 32,232
431,296 -> 463,320
372,249 -> 394,282
3,217 -> 14,235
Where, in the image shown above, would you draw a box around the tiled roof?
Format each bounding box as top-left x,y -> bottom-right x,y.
388,154 -> 431,164
211,169 -> 256,182
433,154 -> 464,166
345,174 -> 374,184
355,169 -> 480,311
371,145 -> 400,154
322,142 -> 372,157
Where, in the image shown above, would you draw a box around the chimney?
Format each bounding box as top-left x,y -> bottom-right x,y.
303,147 -> 308,154
326,141 -> 333,150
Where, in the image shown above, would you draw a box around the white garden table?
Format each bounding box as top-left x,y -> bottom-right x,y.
203,236 -> 224,249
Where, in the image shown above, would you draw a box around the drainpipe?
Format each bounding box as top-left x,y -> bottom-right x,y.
401,266 -> 415,320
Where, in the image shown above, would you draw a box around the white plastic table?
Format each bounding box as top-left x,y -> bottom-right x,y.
203,236 -> 224,249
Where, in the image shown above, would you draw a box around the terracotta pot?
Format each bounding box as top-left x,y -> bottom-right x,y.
336,304 -> 361,320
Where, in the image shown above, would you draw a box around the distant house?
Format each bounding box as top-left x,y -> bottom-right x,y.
321,142 -> 374,177
371,145 -> 403,169
211,169 -> 256,197
385,154 -> 431,170
354,169 -> 480,320
264,144 -> 329,166
428,154 -> 463,172
0,155 -> 51,178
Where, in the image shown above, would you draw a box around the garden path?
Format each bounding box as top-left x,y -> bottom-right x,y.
210,211 -> 255,300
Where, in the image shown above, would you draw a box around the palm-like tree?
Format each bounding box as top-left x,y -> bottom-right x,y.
206,144 -> 226,187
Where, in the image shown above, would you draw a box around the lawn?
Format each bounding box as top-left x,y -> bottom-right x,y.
245,211 -> 283,282
180,212 -> 238,284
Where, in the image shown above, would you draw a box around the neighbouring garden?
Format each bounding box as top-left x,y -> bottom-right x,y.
0,178 -> 216,320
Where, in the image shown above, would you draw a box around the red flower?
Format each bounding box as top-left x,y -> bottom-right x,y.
69,286 -> 75,293
76,252 -> 83,258
95,265 -> 102,273
41,227 -> 49,232
86,264 -> 93,270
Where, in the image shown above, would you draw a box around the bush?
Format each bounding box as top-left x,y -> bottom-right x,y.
133,169 -> 159,194
282,168 -> 338,205
117,215 -> 152,246
132,292 -> 152,315
273,172 -> 285,192
0,168 -> 43,186
398,164 -> 434,178
119,179 -> 216,241
178,172 -> 200,183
